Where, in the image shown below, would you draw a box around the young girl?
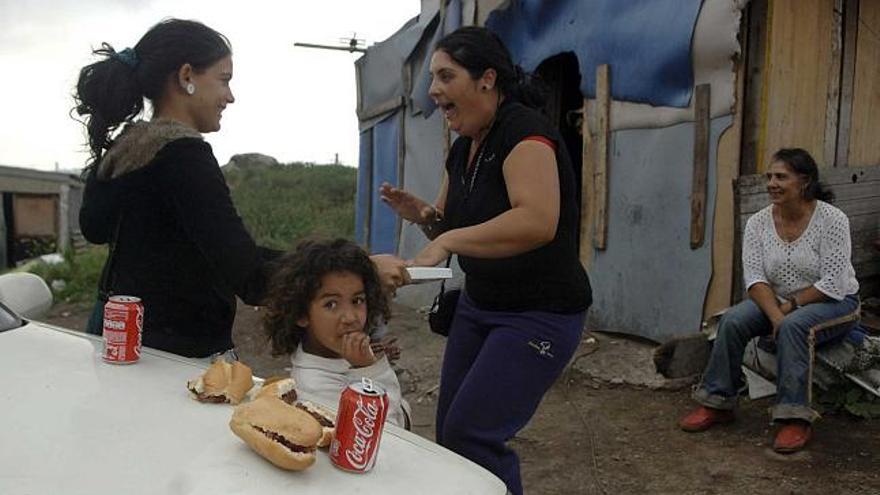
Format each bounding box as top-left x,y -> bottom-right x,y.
263,238 -> 410,428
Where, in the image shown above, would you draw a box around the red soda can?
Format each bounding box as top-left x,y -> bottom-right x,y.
330,377 -> 389,473
102,295 -> 144,364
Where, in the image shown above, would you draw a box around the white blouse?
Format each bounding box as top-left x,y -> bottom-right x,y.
742,201 -> 859,301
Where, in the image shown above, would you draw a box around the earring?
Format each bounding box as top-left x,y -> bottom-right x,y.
185,83 -> 196,95
483,85 -> 490,91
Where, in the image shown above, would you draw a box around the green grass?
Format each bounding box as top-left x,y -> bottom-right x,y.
225,162 -> 356,250
19,161 -> 356,305
24,246 -> 108,306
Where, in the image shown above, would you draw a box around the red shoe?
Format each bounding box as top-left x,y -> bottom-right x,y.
773,422 -> 812,453
679,406 -> 735,432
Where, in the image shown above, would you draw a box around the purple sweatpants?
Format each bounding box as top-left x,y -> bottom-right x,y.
436,290 -> 586,495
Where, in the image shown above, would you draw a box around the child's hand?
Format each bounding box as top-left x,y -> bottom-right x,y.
341,332 -> 376,368
371,336 -> 401,364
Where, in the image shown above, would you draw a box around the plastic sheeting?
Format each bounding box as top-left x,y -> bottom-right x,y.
586,116 -> 732,341
393,110 -> 460,307
355,112 -> 401,254
603,0 -> 746,130
355,16 -> 430,124
409,0 -> 462,116
486,0 -> 703,108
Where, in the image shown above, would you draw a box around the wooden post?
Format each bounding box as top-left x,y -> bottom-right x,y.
593,64 -> 610,250
732,176 -> 744,305
836,0 -> 860,167
739,0 -> 769,176
579,98 -> 595,268
58,185 -> 70,253
824,0 -> 845,167
690,84 -> 711,249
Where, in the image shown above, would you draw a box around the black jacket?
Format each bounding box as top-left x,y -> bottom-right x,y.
81,121 -> 279,357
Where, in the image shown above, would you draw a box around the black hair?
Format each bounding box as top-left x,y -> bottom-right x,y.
435,26 -> 547,109
771,148 -> 834,202
262,238 -> 391,357
73,18 -> 231,171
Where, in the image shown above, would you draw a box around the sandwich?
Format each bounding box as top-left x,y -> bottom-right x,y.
255,377 -> 298,405
229,396 -> 323,471
294,400 -> 336,448
187,359 -> 253,405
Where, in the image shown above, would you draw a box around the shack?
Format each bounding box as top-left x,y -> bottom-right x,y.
0,165 -> 84,267
355,0 -> 880,341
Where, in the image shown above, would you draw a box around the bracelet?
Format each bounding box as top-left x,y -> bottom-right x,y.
426,205 -> 443,225
418,206 -> 444,238
419,205 -> 443,226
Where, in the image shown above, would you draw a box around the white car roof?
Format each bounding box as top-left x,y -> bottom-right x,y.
0,322 -> 505,495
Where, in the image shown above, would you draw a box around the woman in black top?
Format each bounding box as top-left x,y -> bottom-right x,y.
76,19 -> 408,358
380,26 -> 591,494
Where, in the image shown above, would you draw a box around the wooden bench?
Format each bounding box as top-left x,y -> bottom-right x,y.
733,166 -> 880,300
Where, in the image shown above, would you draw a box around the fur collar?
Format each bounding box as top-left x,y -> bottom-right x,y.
97,119 -> 202,180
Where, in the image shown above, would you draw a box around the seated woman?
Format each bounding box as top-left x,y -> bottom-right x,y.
679,148 -> 860,453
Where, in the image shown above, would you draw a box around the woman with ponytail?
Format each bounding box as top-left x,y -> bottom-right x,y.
380,26 -> 591,494
76,19 -> 408,358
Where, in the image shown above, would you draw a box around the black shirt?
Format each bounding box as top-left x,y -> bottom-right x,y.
443,100 -> 591,313
81,139 -> 280,357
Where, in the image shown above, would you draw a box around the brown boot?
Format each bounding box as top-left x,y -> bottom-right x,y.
679,406 -> 735,432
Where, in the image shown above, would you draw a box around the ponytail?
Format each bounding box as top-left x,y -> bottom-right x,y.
72,19 -> 231,174
74,43 -> 145,169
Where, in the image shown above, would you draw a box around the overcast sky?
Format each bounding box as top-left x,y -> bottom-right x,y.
0,0 -> 420,172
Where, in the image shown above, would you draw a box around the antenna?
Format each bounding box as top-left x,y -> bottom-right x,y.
294,32 -> 367,53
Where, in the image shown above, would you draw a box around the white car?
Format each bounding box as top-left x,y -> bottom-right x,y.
0,274 -> 505,495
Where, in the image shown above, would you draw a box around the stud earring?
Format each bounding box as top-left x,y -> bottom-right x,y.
185,83 -> 196,95
483,85 -> 490,91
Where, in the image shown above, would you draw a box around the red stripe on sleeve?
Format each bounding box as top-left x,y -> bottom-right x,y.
522,135 -> 557,152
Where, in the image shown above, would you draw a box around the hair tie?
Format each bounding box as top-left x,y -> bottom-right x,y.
112,47 -> 139,69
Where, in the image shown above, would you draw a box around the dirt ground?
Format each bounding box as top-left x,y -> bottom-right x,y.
46,301 -> 880,495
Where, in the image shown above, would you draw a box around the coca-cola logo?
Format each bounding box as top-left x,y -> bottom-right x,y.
344,396 -> 380,469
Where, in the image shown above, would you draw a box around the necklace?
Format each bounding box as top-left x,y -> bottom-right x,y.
461,118 -> 497,196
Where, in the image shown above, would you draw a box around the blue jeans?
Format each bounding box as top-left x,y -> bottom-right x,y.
436,291 -> 585,495
694,295 -> 860,423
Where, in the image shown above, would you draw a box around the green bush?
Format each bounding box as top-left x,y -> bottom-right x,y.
25,246 -> 108,306
816,383 -> 880,419
20,161 -> 356,307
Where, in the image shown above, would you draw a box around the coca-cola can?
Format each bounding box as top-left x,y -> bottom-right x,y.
330,377 -> 389,473
102,295 -> 144,364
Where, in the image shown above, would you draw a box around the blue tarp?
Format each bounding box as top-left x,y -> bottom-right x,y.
486,0 -> 703,108
409,0 -> 462,116
368,112 -> 400,254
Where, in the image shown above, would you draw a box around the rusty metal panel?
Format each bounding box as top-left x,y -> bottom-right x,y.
14,194 -> 57,237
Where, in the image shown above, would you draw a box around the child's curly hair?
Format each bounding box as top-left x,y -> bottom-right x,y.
263,238 -> 391,356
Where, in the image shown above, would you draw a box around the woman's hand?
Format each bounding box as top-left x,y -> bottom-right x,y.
770,314 -> 785,338
379,182 -> 434,224
370,254 -> 411,293
410,236 -> 451,267
341,332 -> 376,368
